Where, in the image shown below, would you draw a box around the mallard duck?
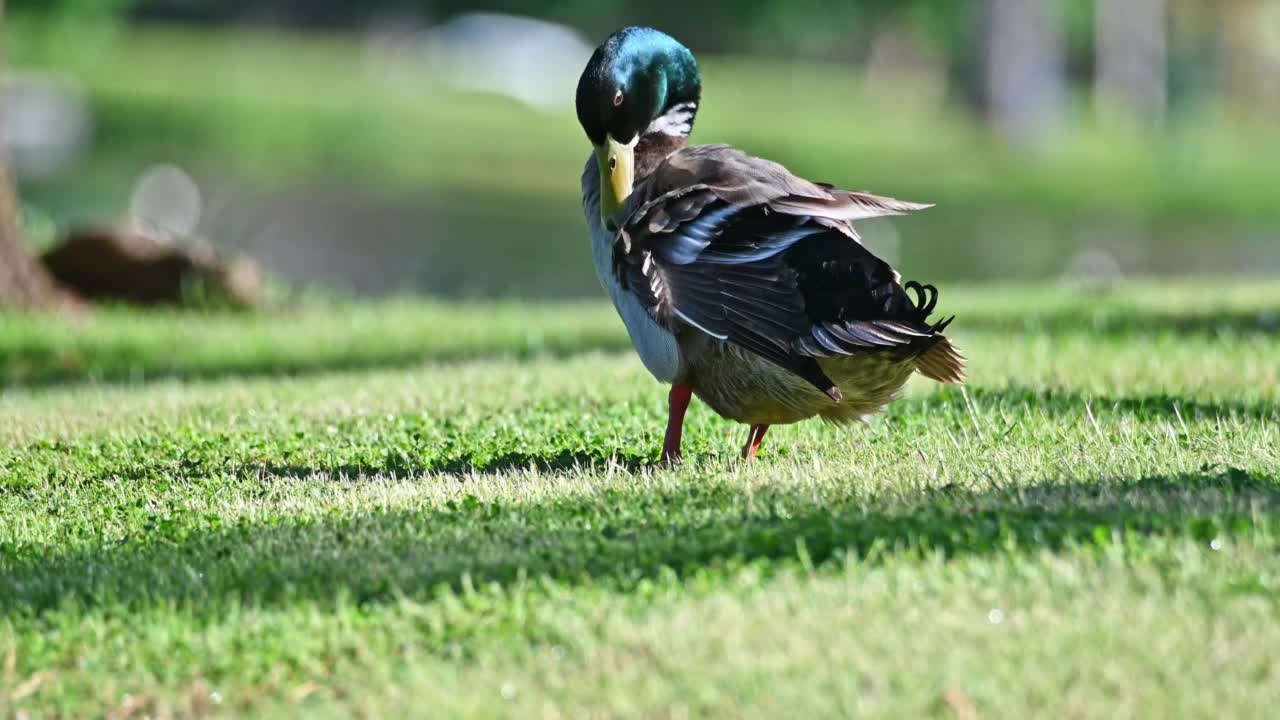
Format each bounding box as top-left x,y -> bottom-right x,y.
576,27 -> 965,463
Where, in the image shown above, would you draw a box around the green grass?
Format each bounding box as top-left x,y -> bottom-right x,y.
2,281 -> 1280,717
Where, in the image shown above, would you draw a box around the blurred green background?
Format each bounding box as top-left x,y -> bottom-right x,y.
5,0 -> 1280,297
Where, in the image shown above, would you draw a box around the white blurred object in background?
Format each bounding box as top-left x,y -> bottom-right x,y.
0,71 -> 91,179
1063,248 -> 1124,288
129,163 -> 204,237
421,13 -> 593,110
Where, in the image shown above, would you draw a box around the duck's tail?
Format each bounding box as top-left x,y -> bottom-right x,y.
915,336 -> 966,384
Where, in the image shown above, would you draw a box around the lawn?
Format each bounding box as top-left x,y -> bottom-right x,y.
1,281 -> 1279,717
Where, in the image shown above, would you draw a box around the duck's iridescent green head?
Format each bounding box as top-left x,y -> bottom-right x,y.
576,27 -> 701,224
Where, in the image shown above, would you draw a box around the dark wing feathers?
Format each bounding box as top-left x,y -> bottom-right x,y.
614,145 -> 961,395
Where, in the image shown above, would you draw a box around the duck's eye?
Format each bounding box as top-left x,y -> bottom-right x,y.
609,156 -> 617,171
613,89 -> 624,107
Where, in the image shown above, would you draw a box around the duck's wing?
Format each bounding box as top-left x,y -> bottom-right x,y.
638,144 -> 931,240
613,144 -> 960,399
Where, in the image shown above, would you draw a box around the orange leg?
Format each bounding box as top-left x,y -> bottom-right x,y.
742,424 -> 770,461
661,384 -> 693,465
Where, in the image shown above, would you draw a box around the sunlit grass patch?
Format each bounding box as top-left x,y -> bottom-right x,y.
2,281 -> 1278,716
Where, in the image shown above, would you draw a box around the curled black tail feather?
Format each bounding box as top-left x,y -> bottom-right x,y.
904,280 -> 957,334
904,280 -> 938,319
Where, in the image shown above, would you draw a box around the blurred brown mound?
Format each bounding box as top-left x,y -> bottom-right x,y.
41,226 -> 262,309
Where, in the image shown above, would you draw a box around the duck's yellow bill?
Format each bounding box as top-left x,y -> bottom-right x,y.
595,136 -> 635,229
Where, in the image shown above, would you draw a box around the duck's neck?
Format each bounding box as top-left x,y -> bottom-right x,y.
634,101 -> 698,178
635,133 -> 689,177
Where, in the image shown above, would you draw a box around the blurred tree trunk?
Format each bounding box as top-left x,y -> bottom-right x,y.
979,0 -> 1066,146
1216,0 -> 1274,113
0,0 -> 61,310
0,163 -> 60,309
1096,0 -> 1168,126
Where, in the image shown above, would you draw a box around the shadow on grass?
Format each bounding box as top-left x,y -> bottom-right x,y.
957,307 -> 1280,339
955,386 -> 1280,423
261,448 -> 655,480
0,340 -> 633,390
3,465 -> 1276,618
